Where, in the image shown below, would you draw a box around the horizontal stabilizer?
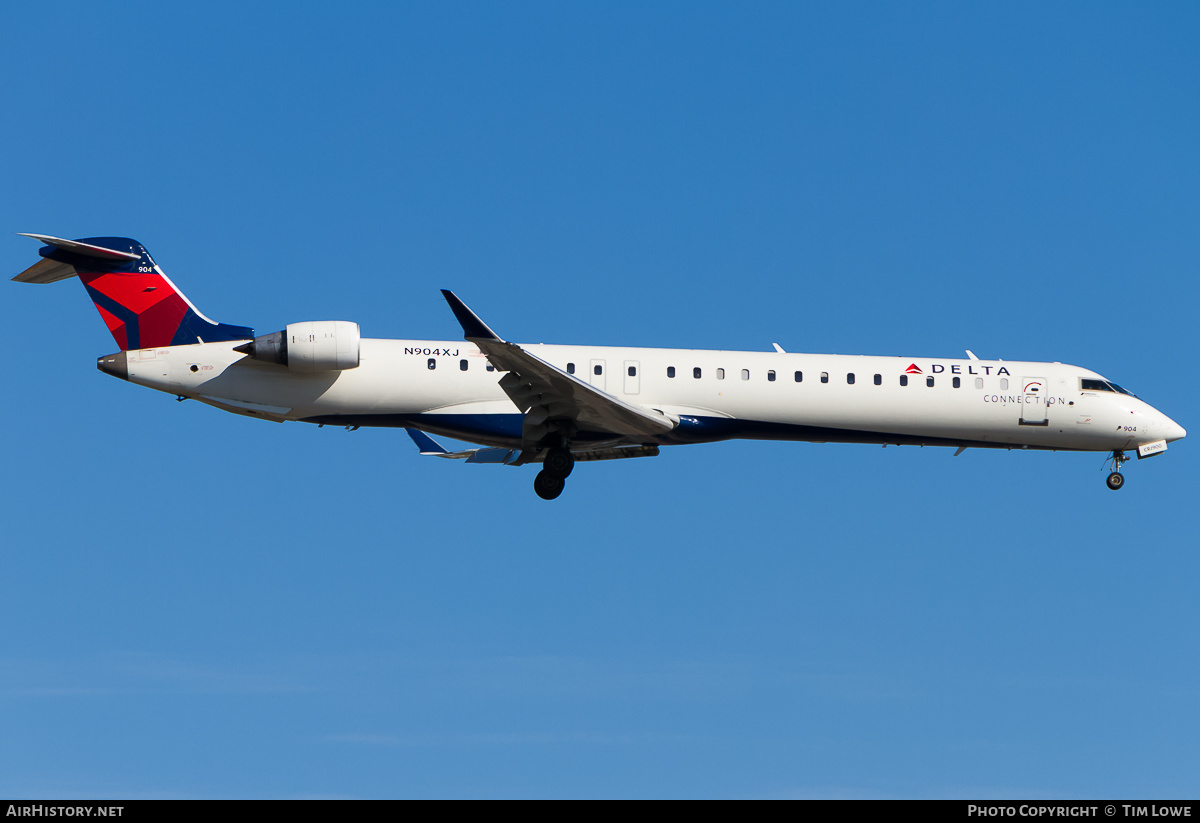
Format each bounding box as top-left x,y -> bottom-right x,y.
13,256 -> 78,284
14,234 -> 142,284
18,233 -> 142,262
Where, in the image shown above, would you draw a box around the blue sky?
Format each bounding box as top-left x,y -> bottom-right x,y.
1,1 -> 1197,798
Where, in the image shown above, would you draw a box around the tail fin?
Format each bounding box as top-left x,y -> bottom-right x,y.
13,234 -> 253,350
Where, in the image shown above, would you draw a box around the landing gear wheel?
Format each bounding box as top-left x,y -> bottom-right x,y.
544,448 -> 574,478
1106,472 -> 1125,491
534,469 -> 565,500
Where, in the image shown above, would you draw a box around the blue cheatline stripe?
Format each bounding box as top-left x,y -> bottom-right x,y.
297,413 -> 1088,454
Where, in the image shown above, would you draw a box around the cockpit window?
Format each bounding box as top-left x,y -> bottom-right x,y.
1081,378 -> 1137,397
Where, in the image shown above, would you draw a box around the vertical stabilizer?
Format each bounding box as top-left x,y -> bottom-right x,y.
13,234 -> 253,350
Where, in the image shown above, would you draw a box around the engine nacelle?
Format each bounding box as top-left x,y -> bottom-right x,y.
235,321 -> 361,371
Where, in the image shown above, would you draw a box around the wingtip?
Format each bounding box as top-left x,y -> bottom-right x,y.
405,427 -> 448,455
440,289 -> 503,341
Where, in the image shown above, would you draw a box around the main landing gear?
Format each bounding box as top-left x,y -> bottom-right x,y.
1106,450 -> 1129,491
534,447 -> 574,500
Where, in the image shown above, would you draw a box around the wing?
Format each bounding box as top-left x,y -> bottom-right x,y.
405,427 -> 660,465
440,290 -> 677,445
405,427 -> 520,463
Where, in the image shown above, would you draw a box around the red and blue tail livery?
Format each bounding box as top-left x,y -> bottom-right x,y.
13,234 -> 252,350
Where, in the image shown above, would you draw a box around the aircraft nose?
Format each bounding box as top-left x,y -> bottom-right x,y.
1162,415 -> 1186,443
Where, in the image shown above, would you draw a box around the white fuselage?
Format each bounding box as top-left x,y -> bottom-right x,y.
117,338 -> 1186,455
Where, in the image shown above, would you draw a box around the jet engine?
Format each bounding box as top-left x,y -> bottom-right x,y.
234,321 -> 360,371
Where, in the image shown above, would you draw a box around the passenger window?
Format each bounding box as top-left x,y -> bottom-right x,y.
820,372 -> 829,384
460,359 -> 468,371
693,367 -> 702,379
667,366 -> 675,378
1000,378 -> 1008,390
741,369 -> 749,380
794,371 -> 803,383
952,377 -> 961,388
926,376 -> 934,387
847,373 -> 855,385
628,366 -> 636,377
594,364 -> 603,376
716,368 -> 725,380
873,374 -> 881,385
567,363 -> 575,374
427,358 -> 436,370
900,374 -> 908,386
975,377 -> 983,389
486,364 -> 495,372
767,370 -> 776,382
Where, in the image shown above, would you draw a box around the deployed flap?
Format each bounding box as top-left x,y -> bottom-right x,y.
440,290 -> 677,441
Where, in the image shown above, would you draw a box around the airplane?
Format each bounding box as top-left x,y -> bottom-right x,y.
13,233 -> 1186,499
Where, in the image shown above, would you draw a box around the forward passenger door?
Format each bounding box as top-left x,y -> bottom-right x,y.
1019,377 -> 1048,426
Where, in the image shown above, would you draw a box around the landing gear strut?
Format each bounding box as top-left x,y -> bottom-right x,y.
1106,450 -> 1129,491
534,447 -> 575,500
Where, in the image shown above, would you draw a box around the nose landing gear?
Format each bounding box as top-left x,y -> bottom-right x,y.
1105,450 -> 1129,491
